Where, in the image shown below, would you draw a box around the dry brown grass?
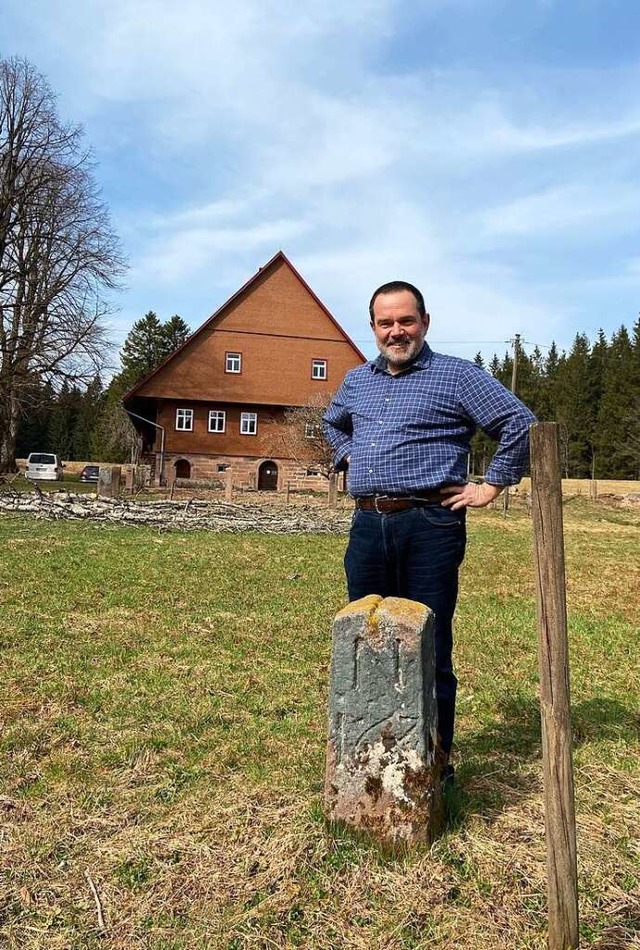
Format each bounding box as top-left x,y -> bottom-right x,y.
517,477 -> 640,498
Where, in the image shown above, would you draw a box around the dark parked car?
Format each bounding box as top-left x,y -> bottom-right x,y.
79,465 -> 100,483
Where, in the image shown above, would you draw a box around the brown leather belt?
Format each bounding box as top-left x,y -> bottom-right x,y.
355,490 -> 445,513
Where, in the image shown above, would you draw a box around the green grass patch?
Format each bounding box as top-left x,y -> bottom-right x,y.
0,505 -> 638,948
1,472 -> 99,493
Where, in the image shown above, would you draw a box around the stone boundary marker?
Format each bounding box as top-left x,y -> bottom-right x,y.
98,465 -> 121,499
325,595 -> 444,846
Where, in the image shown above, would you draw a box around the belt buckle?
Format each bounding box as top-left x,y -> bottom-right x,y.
374,494 -> 390,513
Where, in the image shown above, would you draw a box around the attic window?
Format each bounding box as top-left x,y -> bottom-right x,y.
311,359 -> 327,380
226,352 -> 242,374
175,408 -> 193,431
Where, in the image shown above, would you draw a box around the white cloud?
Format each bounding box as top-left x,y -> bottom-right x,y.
132,216 -> 312,284
481,180 -> 640,238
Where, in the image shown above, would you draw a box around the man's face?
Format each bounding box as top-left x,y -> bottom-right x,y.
371,290 -> 430,372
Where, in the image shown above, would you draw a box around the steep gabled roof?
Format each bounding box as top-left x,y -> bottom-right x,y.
124,251 -> 365,402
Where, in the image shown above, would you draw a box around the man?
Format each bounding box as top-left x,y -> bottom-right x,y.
323,281 -> 536,778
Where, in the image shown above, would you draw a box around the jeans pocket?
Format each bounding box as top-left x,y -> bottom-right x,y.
418,505 -> 464,529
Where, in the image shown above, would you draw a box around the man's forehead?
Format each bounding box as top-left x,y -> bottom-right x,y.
372,291 -> 423,318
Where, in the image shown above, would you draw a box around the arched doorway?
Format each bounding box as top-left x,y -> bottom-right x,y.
174,458 -> 191,479
258,460 -> 278,491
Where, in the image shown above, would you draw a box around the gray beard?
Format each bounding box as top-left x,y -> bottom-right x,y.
376,338 -> 424,366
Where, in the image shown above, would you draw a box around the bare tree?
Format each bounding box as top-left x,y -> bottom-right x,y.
278,392 -> 335,479
0,57 -> 125,471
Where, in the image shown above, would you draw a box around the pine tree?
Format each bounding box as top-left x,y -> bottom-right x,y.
585,330 -> 608,476
631,316 -> 640,387
511,344 -> 537,410
553,334 -> 593,477
529,346 -> 550,419
496,351 -> 512,389
120,312 -> 166,387
46,382 -> 74,459
626,317 -> 640,477
160,315 -> 191,359
595,326 -> 637,477
72,376 -> 104,461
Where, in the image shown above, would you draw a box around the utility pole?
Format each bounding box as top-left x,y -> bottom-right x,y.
503,333 -> 521,516
511,333 -> 521,394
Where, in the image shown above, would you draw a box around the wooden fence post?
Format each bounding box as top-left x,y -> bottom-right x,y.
328,472 -> 338,507
530,422 -> 579,950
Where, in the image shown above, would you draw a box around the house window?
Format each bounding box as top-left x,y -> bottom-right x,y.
240,412 -> 257,435
226,352 -> 242,374
305,423 -> 321,439
175,408 -> 193,431
208,410 -> 226,433
311,359 -> 327,380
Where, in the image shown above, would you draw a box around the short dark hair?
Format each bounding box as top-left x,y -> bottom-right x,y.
369,281 -> 426,322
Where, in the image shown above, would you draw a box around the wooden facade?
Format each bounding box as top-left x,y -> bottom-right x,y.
123,252 -> 366,489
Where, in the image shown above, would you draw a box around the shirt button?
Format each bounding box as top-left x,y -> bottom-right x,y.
371,442 -> 375,446
368,469 -> 373,474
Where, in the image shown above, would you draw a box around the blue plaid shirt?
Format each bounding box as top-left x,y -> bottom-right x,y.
323,343 -> 536,496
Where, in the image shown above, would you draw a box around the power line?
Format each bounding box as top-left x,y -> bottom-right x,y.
351,338 -> 553,348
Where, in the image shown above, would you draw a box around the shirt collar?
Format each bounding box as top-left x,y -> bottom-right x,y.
370,341 -> 433,375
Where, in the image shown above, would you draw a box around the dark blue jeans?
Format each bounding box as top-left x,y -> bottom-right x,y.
344,504 -> 467,755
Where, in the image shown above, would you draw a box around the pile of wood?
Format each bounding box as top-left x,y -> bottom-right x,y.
0,489 -> 353,534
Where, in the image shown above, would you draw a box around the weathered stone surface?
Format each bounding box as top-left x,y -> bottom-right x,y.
325,595 -> 443,846
98,466 -> 121,498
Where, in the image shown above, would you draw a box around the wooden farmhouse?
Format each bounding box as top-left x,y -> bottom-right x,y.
123,251 -> 366,490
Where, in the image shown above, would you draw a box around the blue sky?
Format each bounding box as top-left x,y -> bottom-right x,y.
3,0 -> 640,366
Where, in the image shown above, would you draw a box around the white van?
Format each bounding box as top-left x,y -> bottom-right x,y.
25,453 -> 65,481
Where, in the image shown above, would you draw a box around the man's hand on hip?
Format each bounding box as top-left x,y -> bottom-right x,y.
440,482 -> 503,511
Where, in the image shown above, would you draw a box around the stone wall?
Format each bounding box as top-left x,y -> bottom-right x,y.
161,452 -> 333,492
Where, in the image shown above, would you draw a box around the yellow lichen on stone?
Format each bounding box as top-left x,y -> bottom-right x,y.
335,595 -> 382,621
379,597 -> 430,627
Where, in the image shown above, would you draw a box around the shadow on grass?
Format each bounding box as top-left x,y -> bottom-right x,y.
445,692 -> 639,829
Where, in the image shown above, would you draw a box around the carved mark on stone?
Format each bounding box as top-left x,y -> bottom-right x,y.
354,715 -> 418,751
397,716 -> 418,746
352,636 -> 361,689
393,638 -> 405,692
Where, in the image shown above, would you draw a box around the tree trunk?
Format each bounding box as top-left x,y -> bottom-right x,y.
0,396 -> 19,472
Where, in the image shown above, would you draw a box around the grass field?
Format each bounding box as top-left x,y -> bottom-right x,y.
1,502 -> 639,949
